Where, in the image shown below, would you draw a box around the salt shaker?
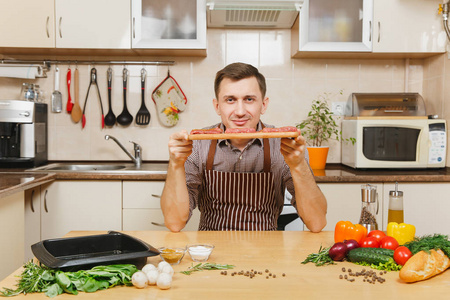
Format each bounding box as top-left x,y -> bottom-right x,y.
388,182 -> 404,224
359,184 -> 378,231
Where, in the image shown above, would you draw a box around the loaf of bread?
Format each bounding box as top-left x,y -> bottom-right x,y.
399,249 -> 450,283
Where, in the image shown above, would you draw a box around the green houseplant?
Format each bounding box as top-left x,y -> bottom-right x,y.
297,91 -> 354,169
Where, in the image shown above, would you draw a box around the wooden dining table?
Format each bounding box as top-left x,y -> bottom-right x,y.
1,230 -> 449,299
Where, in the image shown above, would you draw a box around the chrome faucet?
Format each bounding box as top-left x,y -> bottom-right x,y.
105,135 -> 142,167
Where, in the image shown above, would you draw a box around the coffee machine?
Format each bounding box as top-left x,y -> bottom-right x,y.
0,100 -> 48,168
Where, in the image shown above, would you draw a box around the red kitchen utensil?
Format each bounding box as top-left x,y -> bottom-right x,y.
66,68 -> 73,113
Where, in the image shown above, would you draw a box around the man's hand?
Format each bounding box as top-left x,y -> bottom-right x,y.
168,130 -> 193,167
280,129 -> 307,169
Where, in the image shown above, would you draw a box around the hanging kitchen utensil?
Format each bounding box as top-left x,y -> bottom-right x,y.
104,67 -> 116,127
71,67 -> 82,123
135,68 -> 151,125
51,67 -> 62,113
117,68 -> 133,126
66,68 -> 73,113
81,68 -> 105,129
151,70 -> 187,127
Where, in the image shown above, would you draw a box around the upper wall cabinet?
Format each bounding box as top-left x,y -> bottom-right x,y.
131,0 -> 206,51
55,0 -> 131,49
372,0 -> 446,53
292,0 -> 373,55
292,0 -> 446,58
0,0 -> 55,48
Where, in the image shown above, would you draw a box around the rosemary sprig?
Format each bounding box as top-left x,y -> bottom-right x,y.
180,263 -> 235,275
301,245 -> 336,266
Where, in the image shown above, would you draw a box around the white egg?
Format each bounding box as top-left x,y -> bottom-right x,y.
142,263 -> 157,274
158,261 -> 171,272
146,269 -> 159,285
131,271 -> 148,289
160,264 -> 174,277
156,272 -> 172,290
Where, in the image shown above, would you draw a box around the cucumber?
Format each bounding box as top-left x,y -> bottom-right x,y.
347,248 -> 394,265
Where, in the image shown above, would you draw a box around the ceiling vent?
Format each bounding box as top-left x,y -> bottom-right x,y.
207,0 -> 303,29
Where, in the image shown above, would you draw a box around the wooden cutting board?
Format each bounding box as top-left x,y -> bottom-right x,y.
188,131 -> 299,140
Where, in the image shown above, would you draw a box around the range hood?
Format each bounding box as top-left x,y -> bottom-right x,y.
206,0 -> 303,29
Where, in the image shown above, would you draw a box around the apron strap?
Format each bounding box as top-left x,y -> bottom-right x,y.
206,124 -> 271,172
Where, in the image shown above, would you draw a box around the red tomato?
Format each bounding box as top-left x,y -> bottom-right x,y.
394,246 -> 412,265
360,236 -> 380,248
367,230 -> 386,243
380,236 -> 399,250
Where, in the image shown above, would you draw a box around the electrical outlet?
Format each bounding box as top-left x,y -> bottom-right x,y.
331,101 -> 346,116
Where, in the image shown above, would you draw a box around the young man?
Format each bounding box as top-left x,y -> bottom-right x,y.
161,62 -> 327,232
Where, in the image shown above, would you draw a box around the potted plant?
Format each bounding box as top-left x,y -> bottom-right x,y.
297,91 -> 355,170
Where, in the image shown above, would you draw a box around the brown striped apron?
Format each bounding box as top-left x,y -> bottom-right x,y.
198,137 -> 277,231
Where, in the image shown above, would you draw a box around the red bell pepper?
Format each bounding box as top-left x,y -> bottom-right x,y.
334,221 -> 367,244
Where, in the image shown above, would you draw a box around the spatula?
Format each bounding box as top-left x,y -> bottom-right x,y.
135,68 -> 151,125
71,68 -> 82,123
51,67 -> 62,113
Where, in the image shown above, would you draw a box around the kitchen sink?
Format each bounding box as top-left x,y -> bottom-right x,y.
43,164 -> 127,171
28,162 -> 168,174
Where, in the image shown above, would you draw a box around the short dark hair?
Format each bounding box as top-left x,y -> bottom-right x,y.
214,62 -> 266,98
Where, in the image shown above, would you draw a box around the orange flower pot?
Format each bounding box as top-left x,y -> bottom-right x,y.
307,146 -> 329,170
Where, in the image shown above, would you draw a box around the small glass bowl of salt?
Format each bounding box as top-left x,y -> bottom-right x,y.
187,244 -> 215,262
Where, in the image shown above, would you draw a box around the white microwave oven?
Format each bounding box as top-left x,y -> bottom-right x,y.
341,118 -> 447,169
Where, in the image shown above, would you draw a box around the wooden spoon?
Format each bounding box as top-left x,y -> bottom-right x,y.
71,68 -> 82,123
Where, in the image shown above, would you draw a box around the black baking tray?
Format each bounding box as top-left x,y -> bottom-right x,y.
31,231 -> 160,271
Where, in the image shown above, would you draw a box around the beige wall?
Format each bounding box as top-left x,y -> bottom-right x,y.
0,29 -> 434,163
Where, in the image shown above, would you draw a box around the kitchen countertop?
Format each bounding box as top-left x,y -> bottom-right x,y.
0,172 -> 56,198
0,230 -> 448,299
2,163 -> 450,198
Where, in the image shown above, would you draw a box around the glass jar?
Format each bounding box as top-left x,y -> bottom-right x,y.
359,184 -> 378,231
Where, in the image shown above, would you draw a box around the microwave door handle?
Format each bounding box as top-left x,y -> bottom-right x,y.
384,110 -> 404,113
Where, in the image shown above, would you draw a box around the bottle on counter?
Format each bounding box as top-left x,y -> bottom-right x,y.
388,182 -> 404,224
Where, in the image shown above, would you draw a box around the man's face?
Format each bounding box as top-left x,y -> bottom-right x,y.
213,77 -> 269,130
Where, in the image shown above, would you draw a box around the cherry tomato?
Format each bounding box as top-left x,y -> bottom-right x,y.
380,236 -> 399,250
360,236 -> 380,248
367,230 -> 386,243
394,246 -> 412,265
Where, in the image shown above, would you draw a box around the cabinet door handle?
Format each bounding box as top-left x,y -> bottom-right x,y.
30,190 -> 35,213
151,194 -> 161,198
44,190 -> 49,213
59,17 -> 62,38
133,17 -> 135,39
369,21 -> 372,42
377,21 -> 380,43
151,222 -> 166,227
46,16 -> 50,38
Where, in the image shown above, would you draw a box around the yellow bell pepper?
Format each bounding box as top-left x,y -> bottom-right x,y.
386,222 -> 415,245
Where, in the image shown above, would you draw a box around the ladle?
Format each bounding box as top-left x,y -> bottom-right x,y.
117,67 -> 133,126
104,67 -> 116,126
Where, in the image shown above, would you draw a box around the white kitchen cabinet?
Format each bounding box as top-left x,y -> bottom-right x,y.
55,0 -> 131,49
131,0 -> 206,50
372,0 -> 446,53
24,187 -> 41,261
383,183 -> 450,236
0,0 -> 55,48
318,183 -> 384,231
0,192 -> 24,281
39,181 -> 122,240
123,181 -> 200,231
292,0 -> 373,55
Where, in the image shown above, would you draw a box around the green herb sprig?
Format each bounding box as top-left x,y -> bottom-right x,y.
180,263 -> 235,275
354,260 -> 402,271
0,261 -> 138,298
301,245 -> 336,266
404,234 -> 450,257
